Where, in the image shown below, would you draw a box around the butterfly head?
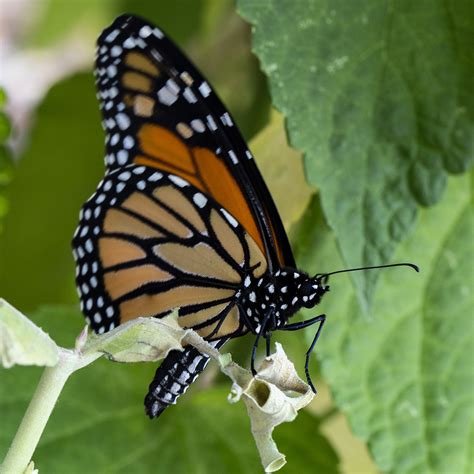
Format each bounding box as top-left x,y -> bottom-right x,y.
297,276 -> 330,309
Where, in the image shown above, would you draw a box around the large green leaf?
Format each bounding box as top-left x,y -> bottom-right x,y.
293,172 -> 473,473
0,74 -> 104,310
237,0 -> 474,306
0,307 -> 339,473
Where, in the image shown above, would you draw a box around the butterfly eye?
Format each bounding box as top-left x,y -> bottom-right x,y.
299,280 -> 315,297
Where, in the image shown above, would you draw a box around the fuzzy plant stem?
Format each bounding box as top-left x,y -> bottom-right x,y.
0,350 -> 100,474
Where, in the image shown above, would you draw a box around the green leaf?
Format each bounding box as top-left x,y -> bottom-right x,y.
0,88 -> 14,238
83,314 -> 187,364
0,149 -> 14,236
0,112 -> 12,143
0,299 -> 59,368
26,0 -> 116,48
0,89 -> 7,108
293,172 -> 473,473
119,0 -> 209,44
0,74 -> 105,310
237,0 -> 474,306
250,110 -> 313,229
0,307 -> 339,474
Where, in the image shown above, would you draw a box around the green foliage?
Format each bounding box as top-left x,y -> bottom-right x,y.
0,90 -> 13,236
0,307 -> 338,473
1,1 -> 473,473
26,0 -> 117,47
0,74 -> 104,310
237,0 -> 474,306
293,172 -> 473,474
0,299 -> 59,368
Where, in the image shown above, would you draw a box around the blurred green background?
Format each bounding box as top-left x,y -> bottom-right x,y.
0,1 -> 472,473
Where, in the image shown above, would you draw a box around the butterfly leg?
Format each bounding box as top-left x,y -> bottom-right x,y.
281,314 -> 326,393
265,333 -> 272,357
250,309 -> 274,376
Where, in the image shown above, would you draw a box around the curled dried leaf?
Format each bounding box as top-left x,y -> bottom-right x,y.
184,330 -> 314,472
221,343 -> 314,472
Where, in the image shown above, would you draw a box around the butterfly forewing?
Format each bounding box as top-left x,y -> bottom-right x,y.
95,14 -> 295,270
72,165 -> 267,339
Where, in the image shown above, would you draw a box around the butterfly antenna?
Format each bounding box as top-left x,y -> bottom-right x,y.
317,262 -> 419,280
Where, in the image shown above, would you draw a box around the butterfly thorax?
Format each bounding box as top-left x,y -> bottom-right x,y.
238,268 -> 329,333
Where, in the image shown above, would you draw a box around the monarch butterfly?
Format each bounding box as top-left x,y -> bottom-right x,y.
72,14 -> 417,418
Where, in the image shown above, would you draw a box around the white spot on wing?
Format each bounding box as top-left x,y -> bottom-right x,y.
221,113 -> 233,126
116,113 -> 130,130
139,25 -> 153,38
123,136 -> 135,149
105,29 -> 120,43
206,115 -> 217,131
190,119 -> 205,133
153,27 -> 164,39
110,45 -> 122,57
228,150 -> 238,164
118,171 -> 131,180
110,133 -> 119,146
107,65 -> 117,78
183,87 -> 197,103
148,172 -> 163,182
117,150 -> 128,165
169,175 -> 188,188
166,79 -> 180,94
158,86 -> 178,106
221,209 -> 238,228
199,81 -> 211,97
193,193 -> 207,208
123,37 -> 136,49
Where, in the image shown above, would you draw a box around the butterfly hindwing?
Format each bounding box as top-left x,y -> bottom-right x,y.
72,164 -> 268,339
95,14 -> 295,270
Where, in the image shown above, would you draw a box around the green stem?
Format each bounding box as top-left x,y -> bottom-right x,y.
0,349 -> 100,474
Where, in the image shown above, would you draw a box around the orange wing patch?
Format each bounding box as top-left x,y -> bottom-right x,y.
119,286 -> 234,322
122,192 -> 191,238
103,208 -> 163,238
104,264 -> 172,299
125,52 -> 160,76
195,305 -> 240,339
99,237 -> 146,268
134,124 -> 264,254
154,242 -> 241,284
122,72 -> 153,93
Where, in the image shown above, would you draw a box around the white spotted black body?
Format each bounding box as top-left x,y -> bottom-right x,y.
238,269 -> 328,334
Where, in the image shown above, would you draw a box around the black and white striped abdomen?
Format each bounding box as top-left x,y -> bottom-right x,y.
144,339 -> 227,418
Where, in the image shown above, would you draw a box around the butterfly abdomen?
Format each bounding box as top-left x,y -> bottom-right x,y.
145,339 -> 227,418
